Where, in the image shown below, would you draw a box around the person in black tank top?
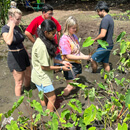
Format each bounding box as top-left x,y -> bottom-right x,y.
1,8 -> 31,96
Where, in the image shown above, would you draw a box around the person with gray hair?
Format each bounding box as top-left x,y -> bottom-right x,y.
91,1 -> 114,73
1,8 -> 31,96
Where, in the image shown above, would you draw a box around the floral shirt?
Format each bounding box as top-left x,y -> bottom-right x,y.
59,34 -> 81,64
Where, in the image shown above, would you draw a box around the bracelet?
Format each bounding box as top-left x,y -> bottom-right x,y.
60,66 -> 62,71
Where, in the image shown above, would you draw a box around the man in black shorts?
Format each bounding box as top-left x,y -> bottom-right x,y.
91,1 -> 114,73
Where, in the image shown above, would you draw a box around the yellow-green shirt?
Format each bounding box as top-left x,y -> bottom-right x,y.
31,38 -> 54,86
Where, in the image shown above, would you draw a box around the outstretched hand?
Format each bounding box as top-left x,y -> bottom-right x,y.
62,66 -> 71,71
62,61 -> 72,68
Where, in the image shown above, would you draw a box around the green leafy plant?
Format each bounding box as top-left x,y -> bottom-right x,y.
0,0 -> 10,29
115,31 -> 130,72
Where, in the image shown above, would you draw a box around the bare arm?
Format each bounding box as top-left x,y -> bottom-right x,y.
25,31 -> 35,43
41,65 -> 70,71
94,29 -> 107,41
2,21 -> 15,45
57,30 -> 61,44
66,54 -> 91,60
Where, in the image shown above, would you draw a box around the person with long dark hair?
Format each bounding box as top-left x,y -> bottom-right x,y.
31,19 -> 71,112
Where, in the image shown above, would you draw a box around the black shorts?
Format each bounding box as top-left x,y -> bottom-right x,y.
7,49 -> 30,72
64,63 -> 82,80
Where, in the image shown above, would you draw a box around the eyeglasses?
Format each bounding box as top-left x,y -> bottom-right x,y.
46,12 -> 54,16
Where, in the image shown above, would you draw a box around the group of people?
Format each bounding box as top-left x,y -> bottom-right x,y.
1,1 -> 114,112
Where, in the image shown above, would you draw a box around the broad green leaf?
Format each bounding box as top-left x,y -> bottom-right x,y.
34,113 -> 41,124
120,40 -> 127,54
88,127 -> 96,130
96,109 -> 102,121
116,31 -> 126,42
77,83 -> 88,89
31,100 -> 43,113
111,97 -> 122,109
124,59 -> 130,67
83,104 -> 97,126
71,113 -> 77,122
125,89 -> 130,107
61,104 -> 66,108
51,118 -> 58,130
120,57 -> 126,64
62,123 -> 73,128
97,40 -> 109,49
114,78 -> 120,85
111,110 -> 118,122
121,77 -> 125,83
78,117 -> 86,130
59,118 -> 66,123
100,69 -> 104,77
6,120 -> 19,130
118,123 -> 128,130
123,114 -> 130,123
38,91 -> 44,101
57,91 -> 64,96
119,94 -> 125,101
82,37 -> 94,47
98,83 -> 107,90
128,104 -> 130,111
84,89 -> 89,98
89,88 -> 95,102
17,96 -> 24,108
61,109 -> 70,120
68,99 -> 82,113
104,74 -> 107,80
29,89 -> 33,98
118,65 -> 122,71
69,82 -> 79,87
0,113 -> 2,121
20,127 -> 25,130
4,96 -> 24,118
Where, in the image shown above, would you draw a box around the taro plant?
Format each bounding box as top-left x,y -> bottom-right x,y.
114,31 -> 130,72
0,0 -> 10,30
0,90 -> 49,130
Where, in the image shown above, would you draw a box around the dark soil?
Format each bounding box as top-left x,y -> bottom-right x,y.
0,1 -> 130,129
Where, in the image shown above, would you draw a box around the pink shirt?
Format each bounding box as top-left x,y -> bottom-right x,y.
59,34 -> 81,64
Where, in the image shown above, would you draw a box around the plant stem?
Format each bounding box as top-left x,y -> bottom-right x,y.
116,104 -> 125,122
119,108 -> 128,119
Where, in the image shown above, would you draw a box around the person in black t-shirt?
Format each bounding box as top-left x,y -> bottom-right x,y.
1,8 -> 31,96
91,1 -> 114,73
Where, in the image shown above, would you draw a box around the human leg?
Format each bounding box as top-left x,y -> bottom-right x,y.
45,91 -> 56,112
103,63 -> 110,72
102,46 -> 113,72
91,59 -> 98,73
63,80 -> 74,96
24,66 -> 31,89
63,63 -> 82,96
91,47 -> 112,73
12,70 -> 24,96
